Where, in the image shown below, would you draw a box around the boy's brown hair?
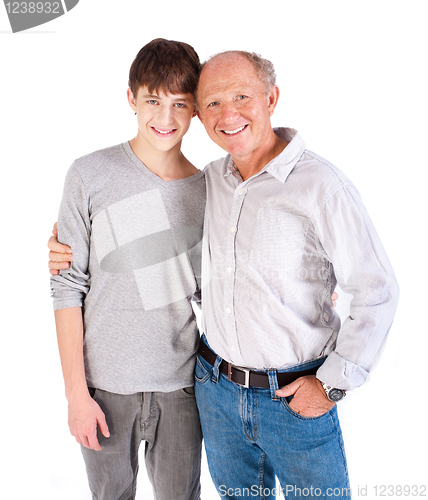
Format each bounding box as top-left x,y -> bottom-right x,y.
128,38 -> 201,99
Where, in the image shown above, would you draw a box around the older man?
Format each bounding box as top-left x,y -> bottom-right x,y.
193,51 -> 399,499
49,50 -> 399,499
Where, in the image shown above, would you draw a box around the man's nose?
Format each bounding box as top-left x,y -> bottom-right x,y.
221,102 -> 240,124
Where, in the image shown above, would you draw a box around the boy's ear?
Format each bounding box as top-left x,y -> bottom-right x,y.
127,88 -> 137,112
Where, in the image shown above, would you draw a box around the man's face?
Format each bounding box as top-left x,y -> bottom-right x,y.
197,54 -> 278,161
128,86 -> 196,153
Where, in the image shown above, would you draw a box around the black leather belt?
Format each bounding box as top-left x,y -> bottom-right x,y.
198,341 -> 322,389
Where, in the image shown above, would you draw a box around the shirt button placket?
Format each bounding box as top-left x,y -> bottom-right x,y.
224,185 -> 248,362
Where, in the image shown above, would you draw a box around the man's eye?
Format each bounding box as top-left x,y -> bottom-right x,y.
207,102 -> 219,108
236,95 -> 247,101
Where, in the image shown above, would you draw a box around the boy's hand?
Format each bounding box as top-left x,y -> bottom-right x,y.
68,391 -> 110,451
48,223 -> 73,276
332,291 -> 338,308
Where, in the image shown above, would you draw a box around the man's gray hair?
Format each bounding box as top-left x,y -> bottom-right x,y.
201,50 -> 276,94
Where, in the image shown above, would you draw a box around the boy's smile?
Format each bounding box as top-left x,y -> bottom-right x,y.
128,86 -> 196,155
152,127 -> 176,136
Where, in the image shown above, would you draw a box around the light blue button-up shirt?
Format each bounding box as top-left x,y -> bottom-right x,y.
201,127 -> 399,390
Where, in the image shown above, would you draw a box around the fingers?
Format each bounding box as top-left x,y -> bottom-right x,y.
331,291 -> 338,309
97,414 -> 110,439
47,230 -> 72,276
71,421 -> 104,451
275,378 -> 302,398
68,399 -> 109,452
276,376 -> 334,417
87,429 -> 103,451
48,234 -> 72,254
48,256 -> 71,274
48,231 -> 72,275
49,257 -> 71,269
84,411 -> 110,450
48,238 -> 73,272
73,428 -> 102,451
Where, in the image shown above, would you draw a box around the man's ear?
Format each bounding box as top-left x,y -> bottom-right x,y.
127,88 -> 137,113
267,85 -> 280,117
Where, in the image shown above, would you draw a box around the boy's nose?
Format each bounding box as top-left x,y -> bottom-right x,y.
157,105 -> 175,125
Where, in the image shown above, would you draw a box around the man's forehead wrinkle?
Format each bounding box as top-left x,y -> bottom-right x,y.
205,79 -> 238,95
198,74 -> 232,104
197,52 -> 258,106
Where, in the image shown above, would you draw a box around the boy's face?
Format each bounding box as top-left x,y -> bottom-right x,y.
128,86 -> 196,154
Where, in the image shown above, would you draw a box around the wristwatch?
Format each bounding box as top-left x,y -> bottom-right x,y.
321,382 -> 346,402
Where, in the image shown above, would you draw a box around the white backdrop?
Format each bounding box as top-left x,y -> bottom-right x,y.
1,1 -> 426,498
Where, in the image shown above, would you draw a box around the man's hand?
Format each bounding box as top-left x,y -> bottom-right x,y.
48,223 -> 73,276
68,391 -> 110,451
275,375 -> 335,418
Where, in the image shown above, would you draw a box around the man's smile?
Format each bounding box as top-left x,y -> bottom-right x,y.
221,125 -> 248,135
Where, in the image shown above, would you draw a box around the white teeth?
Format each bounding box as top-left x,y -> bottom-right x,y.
223,125 -> 246,135
154,128 -> 174,134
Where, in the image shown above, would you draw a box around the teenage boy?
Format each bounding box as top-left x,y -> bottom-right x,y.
50,39 -> 205,500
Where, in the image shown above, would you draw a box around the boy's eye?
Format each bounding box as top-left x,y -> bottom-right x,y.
147,100 -> 158,105
175,103 -> 186,108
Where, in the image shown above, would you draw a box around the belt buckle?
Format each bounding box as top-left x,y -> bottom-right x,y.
228,363 -> 250,388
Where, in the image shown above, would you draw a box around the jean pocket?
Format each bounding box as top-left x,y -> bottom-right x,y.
281,396 -> 332,422
88,387 -> 97,399
180,386 -> 196,397
194,355 -> 213,384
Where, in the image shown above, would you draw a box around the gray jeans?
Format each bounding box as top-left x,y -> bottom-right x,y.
81,387 -> 202,500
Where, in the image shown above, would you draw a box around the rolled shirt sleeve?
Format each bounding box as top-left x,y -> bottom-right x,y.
314,184 -> 400,390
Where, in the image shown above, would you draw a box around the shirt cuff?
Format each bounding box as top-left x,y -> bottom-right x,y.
316,351 -> 370,391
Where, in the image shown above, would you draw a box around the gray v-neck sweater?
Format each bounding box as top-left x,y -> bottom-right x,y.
51,142 -> 206,394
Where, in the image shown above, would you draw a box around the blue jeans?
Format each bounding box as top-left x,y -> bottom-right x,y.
194,336 -> 350,500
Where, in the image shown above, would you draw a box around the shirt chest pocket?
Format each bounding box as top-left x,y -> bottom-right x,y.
249,209 -> 309,273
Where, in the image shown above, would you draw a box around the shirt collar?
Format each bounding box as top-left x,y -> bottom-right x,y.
224,127 -> 306,183
224,157 -> 238,177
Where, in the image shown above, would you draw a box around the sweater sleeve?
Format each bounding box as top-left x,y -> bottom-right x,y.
50,162 -> 91,310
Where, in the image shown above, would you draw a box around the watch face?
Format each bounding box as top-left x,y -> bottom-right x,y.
328,388 -> 345,402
